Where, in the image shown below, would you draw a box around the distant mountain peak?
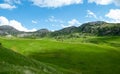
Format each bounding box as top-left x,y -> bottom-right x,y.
36,29 -> 49,33
0,25 -> 16,29
0,25 -> 20,36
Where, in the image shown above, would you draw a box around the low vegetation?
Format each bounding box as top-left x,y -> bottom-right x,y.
0,36 -> 120,74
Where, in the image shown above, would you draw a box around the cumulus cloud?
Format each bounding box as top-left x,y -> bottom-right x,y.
0,3 -> 16,9
32,20 -> 37,24
88,0 -> 112,5
88,0 -> 120,6
68,19 -> 81,26
105,9 -> 120,23
0,0 -> 21,10
30,0 -> 83,8
4,0 -> 21,4
0,16 -> 9,25
61,19 -> 81,28
0,16 -> 36,32
86,10 -> 97,19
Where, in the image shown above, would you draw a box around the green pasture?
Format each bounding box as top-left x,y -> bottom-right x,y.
0,36 -> 120,74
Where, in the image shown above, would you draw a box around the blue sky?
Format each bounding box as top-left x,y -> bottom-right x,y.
0,0 -> 120,32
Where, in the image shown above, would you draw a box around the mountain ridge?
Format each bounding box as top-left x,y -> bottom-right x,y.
0,21 -> 120,37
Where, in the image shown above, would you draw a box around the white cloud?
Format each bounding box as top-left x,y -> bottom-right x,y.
32,20 -> 37,24
48,16 -> 57,22
86,10 -> 97,19
61,19 -> 81,28
30,0 -> 83,8
0,16 -> 9,25
88,0 -> 112,5
61,24 -> 67,28
68,19 -> 81,26
88,0 -> 120,6
4,0 -> 21,4
0,16 -> 36,32
47,16 -> 64,23
0,3 -> 16,9
105,9 -> 120,23
0,0 -> 21,10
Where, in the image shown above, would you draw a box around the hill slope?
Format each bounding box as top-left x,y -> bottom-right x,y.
0,45 -> 74,74
50,26 -> 78,36
51,21 -> 120,36
0,25 -> 20,36
78,21 -> 120,35
0,37 -> 120,74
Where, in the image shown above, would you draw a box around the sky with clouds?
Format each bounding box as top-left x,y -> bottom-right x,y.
0,0 -> 120,32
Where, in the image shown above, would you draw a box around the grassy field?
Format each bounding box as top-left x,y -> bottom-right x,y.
0,45 -> 76,74
0,36 -> 120,74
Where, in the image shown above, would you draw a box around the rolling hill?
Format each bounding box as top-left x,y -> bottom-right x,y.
0,45 -> 75,74
0,21 -> 120,38
0,36 -> 120,74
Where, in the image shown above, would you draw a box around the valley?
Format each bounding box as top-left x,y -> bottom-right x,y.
0,36 -> 120,74
1,0 -> 120,73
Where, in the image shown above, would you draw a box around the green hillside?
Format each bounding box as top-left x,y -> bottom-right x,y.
0,45 -> 75,74
0,36 -> 120,74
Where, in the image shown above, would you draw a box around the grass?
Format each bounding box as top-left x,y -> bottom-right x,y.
0,45 -> 75,74
0,36 -> 120,74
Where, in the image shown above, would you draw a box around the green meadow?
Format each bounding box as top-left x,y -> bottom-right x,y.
0,36 -> 120,74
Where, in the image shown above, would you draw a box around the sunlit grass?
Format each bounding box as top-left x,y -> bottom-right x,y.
0,36 -> 120,74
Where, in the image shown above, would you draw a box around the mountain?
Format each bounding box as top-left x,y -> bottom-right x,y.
18,29 -> 50,38
50,26 -> 78,37
50,21 -> 120,37
0,25 -> 21,36
78,21 -> 107,34
36,29 -> 49,33
0,21 -> 120,37
0,25 -> 50,38
34,29 -> 50,37
78,21 -> 120,35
